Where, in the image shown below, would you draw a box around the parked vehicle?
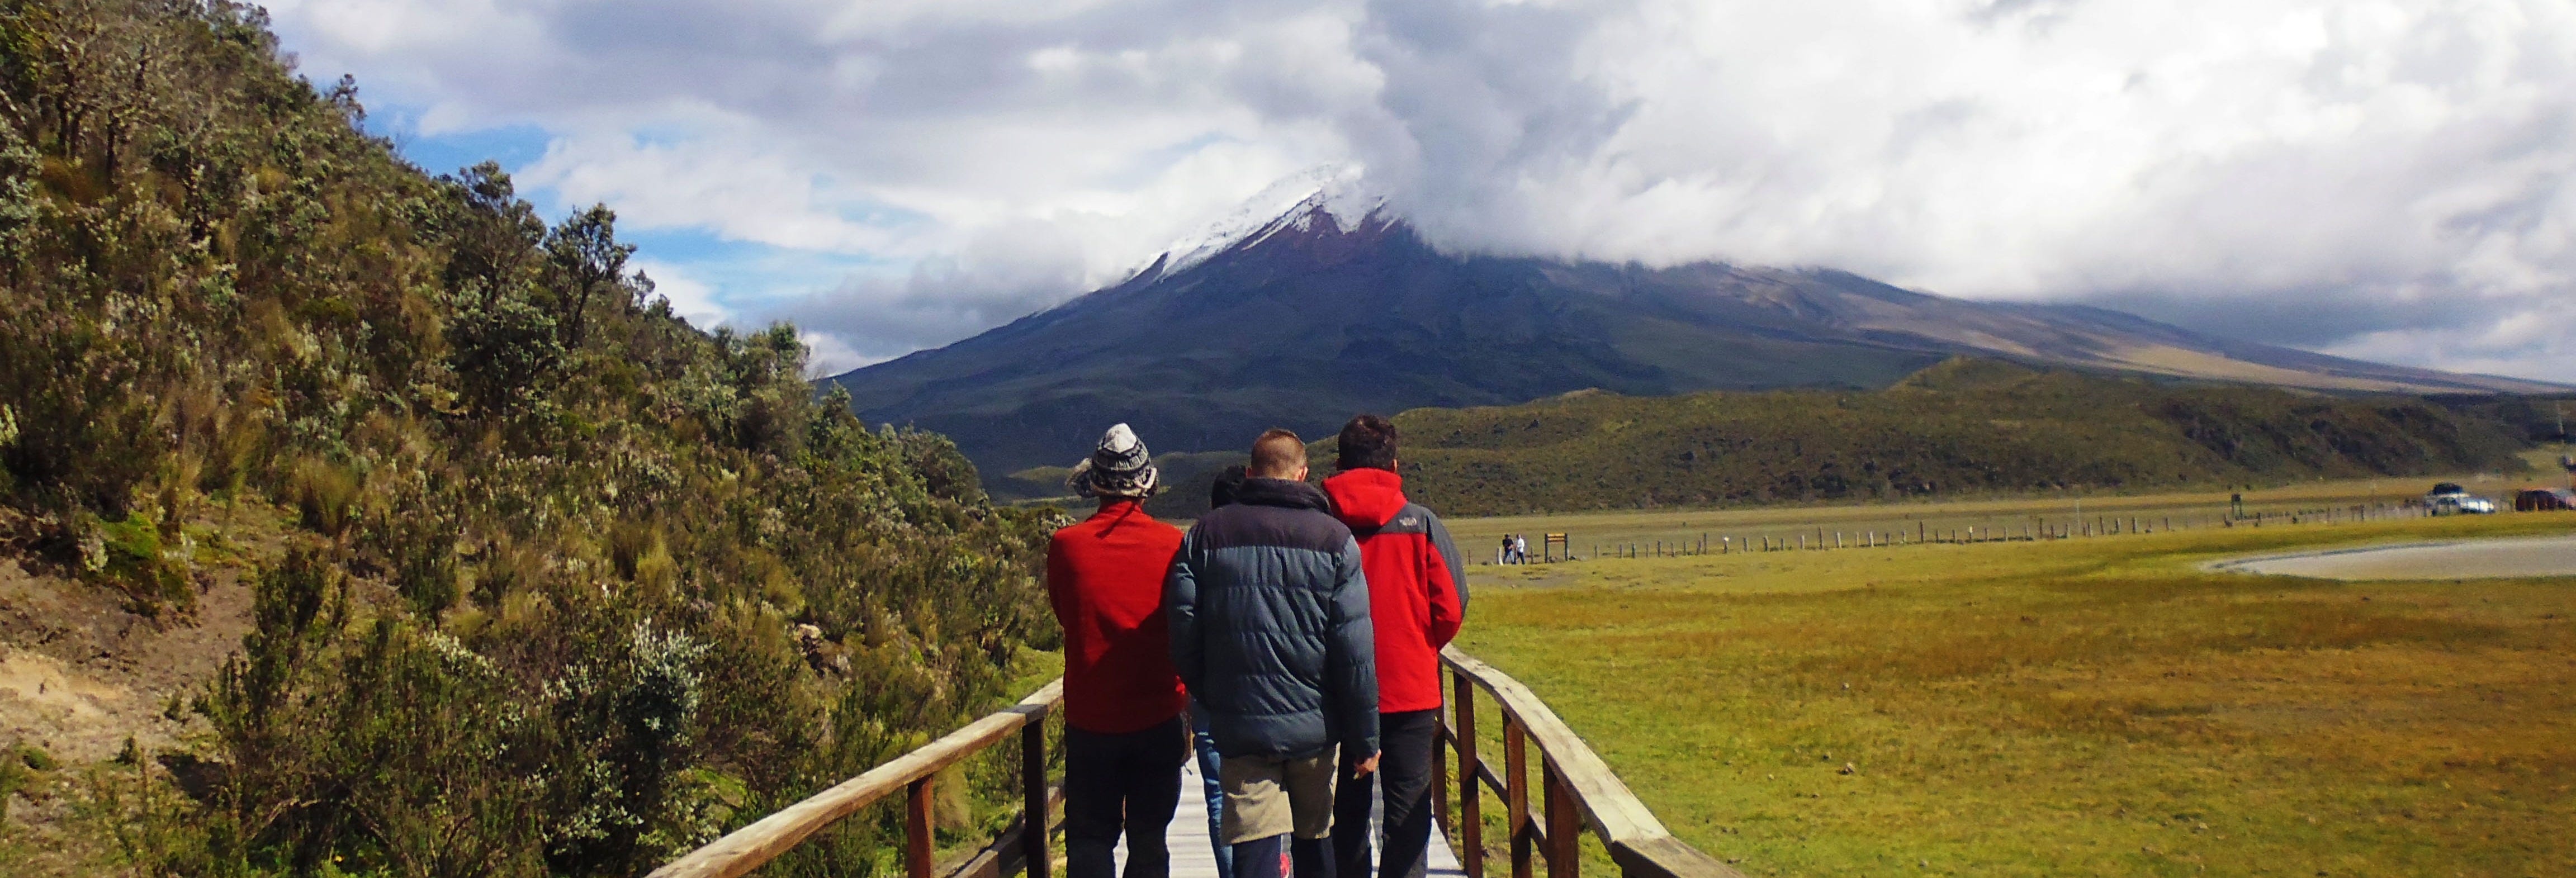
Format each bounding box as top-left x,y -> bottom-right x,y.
2515,488 -> 2575,511
2432,494 -> 2497,515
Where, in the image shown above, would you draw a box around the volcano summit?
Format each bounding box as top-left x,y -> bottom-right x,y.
825,183 -> 2558,480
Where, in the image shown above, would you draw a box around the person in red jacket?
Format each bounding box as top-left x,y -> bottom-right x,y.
1049,424 -> 1190,878
1320,415 -> 1465,878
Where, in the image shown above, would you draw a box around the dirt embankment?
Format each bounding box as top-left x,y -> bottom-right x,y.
0,510 -> 273,865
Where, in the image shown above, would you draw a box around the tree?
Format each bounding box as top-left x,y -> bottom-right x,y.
543,204 -> 634,349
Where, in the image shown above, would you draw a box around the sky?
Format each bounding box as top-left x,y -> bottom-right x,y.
264,0 -> 2575,381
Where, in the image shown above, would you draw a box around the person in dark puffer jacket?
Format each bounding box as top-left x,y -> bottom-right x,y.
1320,415 -> 1465,878
1170,430 -> 1378,878
1050,424 -> 1190,878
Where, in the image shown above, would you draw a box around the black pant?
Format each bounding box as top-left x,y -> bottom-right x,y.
1065,716 -> 1188,878
1333,709 -> 1439,878
1232,832 -> 1336,878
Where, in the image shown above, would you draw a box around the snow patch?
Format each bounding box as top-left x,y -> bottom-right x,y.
1137,165 -> 1387,281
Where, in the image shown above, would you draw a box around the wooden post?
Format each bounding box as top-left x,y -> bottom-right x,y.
1543,762 -> 1579,878
1022,717 -> 1048,878
1506,718 -> 1533,878
1456,672 -> 1484,878
907,776 -> 936,878
1433,716 -> 1451,835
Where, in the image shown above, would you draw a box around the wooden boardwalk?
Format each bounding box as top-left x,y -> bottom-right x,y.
1119,758 -> 1469,878
651,651 -> 1741,878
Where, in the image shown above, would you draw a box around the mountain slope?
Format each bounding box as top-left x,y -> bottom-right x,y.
1233,358 -> 2537,518
2,3 -> 1045,872
831,183 -> 2561,482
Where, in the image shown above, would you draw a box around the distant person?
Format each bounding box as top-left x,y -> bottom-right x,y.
1320,415 -> 1466,878
1049,424 -> 1190,878
1189,463 -> 1253,878
1499,535 -> 1513,565
1170,430 -> 1379,878
1515,535 -> 1530,564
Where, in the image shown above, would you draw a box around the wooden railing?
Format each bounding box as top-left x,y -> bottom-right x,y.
646,680 -> 1064,878
1436,647 -> 1741,878
654,648 -> 1736,878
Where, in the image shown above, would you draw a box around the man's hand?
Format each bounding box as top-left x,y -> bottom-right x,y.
1352,752 -> 1381,777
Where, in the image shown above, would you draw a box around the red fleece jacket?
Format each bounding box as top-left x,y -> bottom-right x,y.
1046,500 -> 1188,733
1323,468 -> 1464,713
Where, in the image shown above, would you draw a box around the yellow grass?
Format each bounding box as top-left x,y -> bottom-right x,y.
1446,510 -> 2576,877
1445,470 -> 2561,562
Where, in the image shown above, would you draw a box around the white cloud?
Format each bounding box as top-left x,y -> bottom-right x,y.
266,0 -> 2576,381
629,258 -> 732,330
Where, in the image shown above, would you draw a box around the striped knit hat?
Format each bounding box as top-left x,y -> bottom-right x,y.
1067,423 -> 1159,499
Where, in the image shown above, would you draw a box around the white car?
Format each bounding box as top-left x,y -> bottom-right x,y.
2433,495 -> 2497,515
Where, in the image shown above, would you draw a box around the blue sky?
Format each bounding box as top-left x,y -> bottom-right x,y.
273,0 -> 2576,380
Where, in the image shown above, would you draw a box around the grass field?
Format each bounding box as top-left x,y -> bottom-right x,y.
1446,510 -> 2576,877
1445,466 -> 2566,564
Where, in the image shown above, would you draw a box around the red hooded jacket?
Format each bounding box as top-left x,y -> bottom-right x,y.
1322,468 -> 1466,713
1046,500 -> 1188,733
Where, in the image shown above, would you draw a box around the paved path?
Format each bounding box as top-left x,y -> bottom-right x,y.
1117,758 -> 1469,878
2209,534 -> 2576,580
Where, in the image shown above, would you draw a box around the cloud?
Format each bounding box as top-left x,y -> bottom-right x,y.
267,0 -> 2576,381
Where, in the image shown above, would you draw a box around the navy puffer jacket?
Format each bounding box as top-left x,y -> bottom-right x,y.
1168,477 -> 1379,759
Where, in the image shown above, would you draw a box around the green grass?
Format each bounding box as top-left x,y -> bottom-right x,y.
1442,469 -> 2562,563
1450,511 -> 2576,877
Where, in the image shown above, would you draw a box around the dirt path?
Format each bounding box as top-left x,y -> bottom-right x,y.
2209,534 -> 2576,580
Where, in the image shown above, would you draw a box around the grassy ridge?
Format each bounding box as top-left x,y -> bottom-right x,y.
1451,513 -> 2576,877
1,3 -> 1050,874
1369,359 -> 2540,517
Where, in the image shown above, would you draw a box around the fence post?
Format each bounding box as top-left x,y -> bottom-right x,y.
1543,762 -> 1579,878
1022,715 -> 1049,878
907,775 -> 936,878
1456,671 -> 1484,878
1506,717 -> 1533,878
1433,713 -> 1450,847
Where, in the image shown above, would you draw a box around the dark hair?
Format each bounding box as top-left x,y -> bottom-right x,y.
1336,414 -> 1399,472
1249,429 -> 1305,478
1208,465 -> 1248,507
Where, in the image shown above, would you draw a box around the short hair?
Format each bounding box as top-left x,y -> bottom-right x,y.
1208,465 -> 1248,508
1248,429 -> 1306,478
1336,414 -> 1399,471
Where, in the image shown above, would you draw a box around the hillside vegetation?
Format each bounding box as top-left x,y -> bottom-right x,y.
1,2 -> 1048,875
1161,359 -> 2539,518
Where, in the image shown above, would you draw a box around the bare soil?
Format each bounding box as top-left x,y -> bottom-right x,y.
0,510 -> 274,870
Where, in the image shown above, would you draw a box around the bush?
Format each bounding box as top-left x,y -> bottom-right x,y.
2,3 -> 1054,874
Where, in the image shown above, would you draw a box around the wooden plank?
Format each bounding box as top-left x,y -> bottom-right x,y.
1505,718 -> 1532,878
908,776 -> 936,878
1544,764 -> 1578,878
1608,838 -> 1741,878
648,679 -> 1064,878
1455,675 -> 1484,878
1023,719 -> 1050,878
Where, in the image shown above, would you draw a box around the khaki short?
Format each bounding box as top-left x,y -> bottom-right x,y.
1219,747 -> 1338,843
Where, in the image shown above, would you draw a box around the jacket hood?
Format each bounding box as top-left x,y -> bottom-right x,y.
1322,468 -> 1407,529
1232,477 -> 1334,514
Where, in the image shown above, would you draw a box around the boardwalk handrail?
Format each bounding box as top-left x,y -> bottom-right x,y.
655,648 -> 1735,878
647,678 -> 1064,878
1436,646 -> 1741,878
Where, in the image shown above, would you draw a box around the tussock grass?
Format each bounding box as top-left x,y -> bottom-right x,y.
1453,512 -> 2576,877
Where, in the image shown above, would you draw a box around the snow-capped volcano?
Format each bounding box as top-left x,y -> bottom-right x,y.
1134,165 -> 1388,281
826,168 -> 2561,480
